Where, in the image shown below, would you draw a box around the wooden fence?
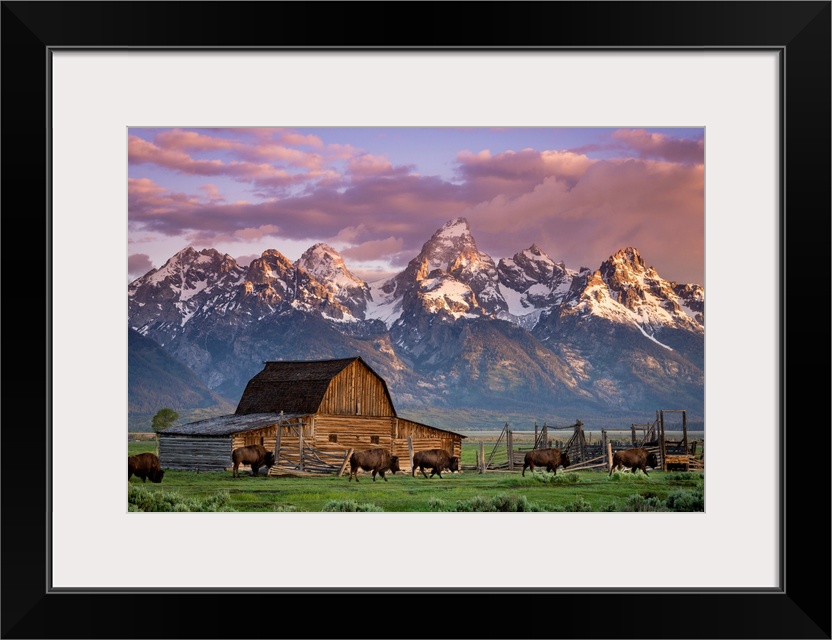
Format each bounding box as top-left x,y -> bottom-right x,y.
465,417 -> 703,474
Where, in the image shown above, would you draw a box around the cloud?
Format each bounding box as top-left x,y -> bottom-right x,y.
235,254 -> 260,268
456,148 -> 595,200
199,184 -> 225,202
128,253 -> 155,278
128,135 -> 703,284
276,129 -> 324,148
128,135 -> 315,192
458,158 -> 704,283
340,236 -> 404,262
612,129 -> 704,165
347,154 -> 395,177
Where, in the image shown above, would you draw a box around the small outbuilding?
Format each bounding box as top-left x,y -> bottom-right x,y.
159,357 -> 465,475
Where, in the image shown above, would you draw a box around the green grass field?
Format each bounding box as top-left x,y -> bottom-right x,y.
128,440 -> 704,513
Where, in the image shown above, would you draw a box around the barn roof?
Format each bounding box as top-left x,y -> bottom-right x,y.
160,412 -> 304,437
234,357 -> 395,415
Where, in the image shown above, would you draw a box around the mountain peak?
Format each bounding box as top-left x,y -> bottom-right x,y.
610,247 -> 645,268
297,243 -> 366,290
434,217 -> 471,238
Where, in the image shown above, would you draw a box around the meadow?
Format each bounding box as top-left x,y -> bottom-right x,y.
128,438 -> 704,513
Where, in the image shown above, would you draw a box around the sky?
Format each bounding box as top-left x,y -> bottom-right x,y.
128,127 -> 704,285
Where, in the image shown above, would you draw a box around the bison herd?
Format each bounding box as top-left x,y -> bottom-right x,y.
130,444 -> 661,485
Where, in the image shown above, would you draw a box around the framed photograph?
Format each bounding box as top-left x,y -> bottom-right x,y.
4,1 -> 829,638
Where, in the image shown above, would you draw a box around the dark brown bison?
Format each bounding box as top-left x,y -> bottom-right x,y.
609,447 -> 659,476
128,452 -> 165,483
522,448 -> 570,476
348,448 -> 400,482
231,444 -> 276,478
412,448 -> 460,479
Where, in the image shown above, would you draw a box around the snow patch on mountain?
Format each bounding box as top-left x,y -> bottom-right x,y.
365,279 -> 404,327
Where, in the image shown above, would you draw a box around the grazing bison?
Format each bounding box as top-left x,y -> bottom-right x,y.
522,448 -> 570,476
231,444 -> 276,478
348,448 -> 400,482
412,448 -> 460,479
609,447 -> 659,476
128,452 -> 165,483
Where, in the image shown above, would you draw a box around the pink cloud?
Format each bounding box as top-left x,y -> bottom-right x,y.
235,254 -> 260,267
326,143 -> 364,160
459,158 -> 704,283
276,129 -> 324,148
456,148 -> 594,200
347,154 -> 395,177
129,136 -> 306,190
128,139 -> 703,283
128,253 -> 155,278
199,184 -> 225,202
240,143 -> 324,169
154,130 -> 241,152
340,236 -> 404,262
612,129 -> 704,164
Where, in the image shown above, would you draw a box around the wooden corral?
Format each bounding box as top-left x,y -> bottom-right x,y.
477,409 -> 703,474
158,357 -> 465,475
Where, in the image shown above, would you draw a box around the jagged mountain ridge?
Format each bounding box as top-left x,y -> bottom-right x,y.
128,217 -> 704,421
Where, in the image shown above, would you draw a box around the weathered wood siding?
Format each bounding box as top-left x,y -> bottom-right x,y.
318,360 -> 395,417
396,418 -> 462,458
230,425 -> 278,451
313,415 -> 393,454
159,436 -> 232,471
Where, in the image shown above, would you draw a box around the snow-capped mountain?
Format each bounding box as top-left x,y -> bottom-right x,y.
295,243 -> 372,318
128,218 -> 705,422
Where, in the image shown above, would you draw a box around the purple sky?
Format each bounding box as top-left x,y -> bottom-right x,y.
128,127 -> 704,284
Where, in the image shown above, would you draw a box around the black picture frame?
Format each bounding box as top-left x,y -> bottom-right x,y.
3,2 -> 829,638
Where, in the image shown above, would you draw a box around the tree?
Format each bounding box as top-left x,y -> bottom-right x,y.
151,408 -> 179,456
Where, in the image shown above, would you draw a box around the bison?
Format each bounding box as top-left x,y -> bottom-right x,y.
231,444 -> 276,478
128,452 -> 165,483
521,448 -> 570,476
609,447 -> 659,476
348,448 -> 400,482
412,448 -> 460,479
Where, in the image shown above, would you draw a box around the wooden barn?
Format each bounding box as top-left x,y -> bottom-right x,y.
158,357 -> 465,475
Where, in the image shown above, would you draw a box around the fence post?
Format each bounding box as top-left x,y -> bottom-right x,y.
407,436 -> 414,474
479,441 -> 485,474
338,448 -> 354,477
607,441 -> 614,473
507,429 -> 514,471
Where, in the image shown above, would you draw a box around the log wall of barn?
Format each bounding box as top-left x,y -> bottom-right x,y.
318,360 -> 395,417
312,415 -> 394,455
159,436 -> 232,471
230,426 -> 278,451
396,418 -> 462,458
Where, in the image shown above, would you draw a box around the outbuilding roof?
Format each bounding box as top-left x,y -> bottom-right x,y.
234,357 -> 394,415
160,412 -> 304,437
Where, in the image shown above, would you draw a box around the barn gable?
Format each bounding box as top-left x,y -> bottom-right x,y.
235,357 -> 395,417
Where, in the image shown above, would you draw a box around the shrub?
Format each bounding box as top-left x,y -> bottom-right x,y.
490,493 -> 541,512
665,472 -> 703,486
548,472 -> 580,484
321,499 -> 384,512
607,470 -> 651,483
618,494 -> 667,512
427,497 -> 448,511
128,486 -> 235,512
452,493 -> 544,512
664,487 -> 705,512
560,495 -> 593,512
454,495 -> 497,512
